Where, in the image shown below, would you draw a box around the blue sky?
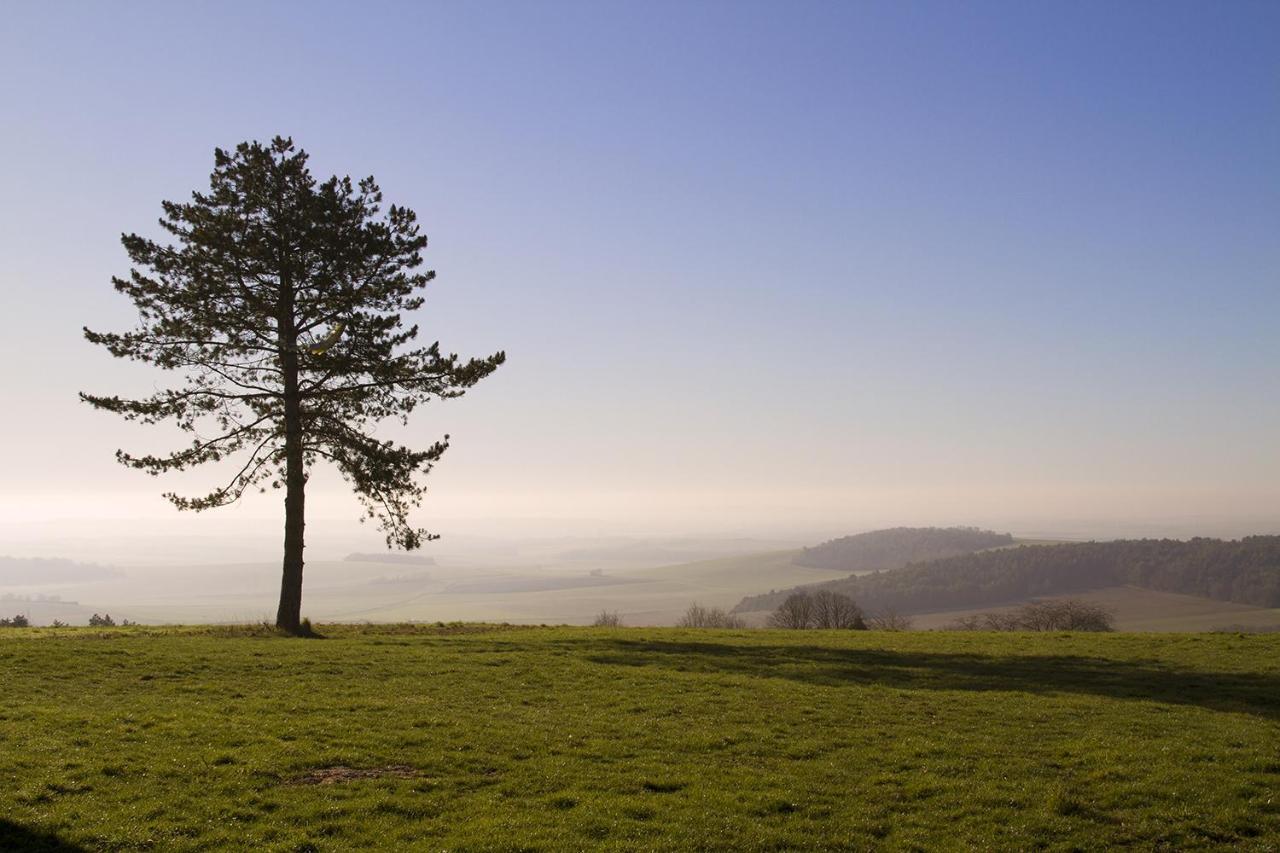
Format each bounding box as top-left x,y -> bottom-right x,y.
1,0 -> 1277,541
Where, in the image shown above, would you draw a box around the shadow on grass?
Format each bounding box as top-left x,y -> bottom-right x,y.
0,820 -> 87,852
582,638 -> 1280,719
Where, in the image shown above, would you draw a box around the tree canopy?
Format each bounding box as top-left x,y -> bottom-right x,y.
82,137 -> 504,630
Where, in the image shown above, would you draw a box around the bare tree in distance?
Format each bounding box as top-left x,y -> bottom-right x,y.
678,603 -> 746,629
771,590 -> 867,629
768,592 -> 813,628
866,609 -> 914,631
810,589 -> 866,629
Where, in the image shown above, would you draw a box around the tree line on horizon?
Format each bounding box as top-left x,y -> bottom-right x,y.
948,599 -> 1115,632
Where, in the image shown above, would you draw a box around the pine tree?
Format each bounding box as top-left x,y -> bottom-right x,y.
81,137 -> 505,633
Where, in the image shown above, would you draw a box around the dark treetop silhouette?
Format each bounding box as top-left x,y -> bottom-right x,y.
81,137 -> 505,632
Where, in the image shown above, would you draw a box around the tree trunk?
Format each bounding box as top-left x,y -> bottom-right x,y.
275,268 -> 306,634
275,412 -> 306,632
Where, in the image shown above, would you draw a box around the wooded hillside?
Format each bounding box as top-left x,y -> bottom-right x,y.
793,527 -> 1014,571
736,536 -> 1280,615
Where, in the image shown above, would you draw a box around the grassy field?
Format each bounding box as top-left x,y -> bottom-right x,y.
2,626 -> 1279,851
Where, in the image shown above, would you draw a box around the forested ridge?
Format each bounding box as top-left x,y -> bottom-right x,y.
736,536 -> 1280,615
794,527 -> 1014,571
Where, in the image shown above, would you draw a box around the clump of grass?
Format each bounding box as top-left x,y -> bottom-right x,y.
1049,785 -> 1089,817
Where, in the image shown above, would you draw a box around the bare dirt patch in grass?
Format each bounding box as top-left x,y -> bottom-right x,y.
288,765 -> 421,785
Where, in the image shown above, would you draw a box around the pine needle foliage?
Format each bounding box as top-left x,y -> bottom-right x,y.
81,137 -> 505,630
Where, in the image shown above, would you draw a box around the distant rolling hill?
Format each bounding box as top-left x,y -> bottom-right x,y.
734,536 -> 1280,629
343,552 -> 436,566
794,526 -> 1015,572
0,556 -> 121,585
731,526 -> 1028,614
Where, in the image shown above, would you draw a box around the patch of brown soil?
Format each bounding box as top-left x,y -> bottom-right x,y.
289,765 -> 421,785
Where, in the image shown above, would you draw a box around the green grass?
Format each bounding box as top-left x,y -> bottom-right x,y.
2,626 -> 1279,850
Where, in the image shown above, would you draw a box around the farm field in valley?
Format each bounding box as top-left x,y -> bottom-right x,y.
2,626 -> 1279,850
910,585 -> 1280,632
5,547 -> 847,628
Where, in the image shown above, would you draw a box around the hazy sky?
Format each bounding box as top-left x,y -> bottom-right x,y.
1,0 -> 1278,546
